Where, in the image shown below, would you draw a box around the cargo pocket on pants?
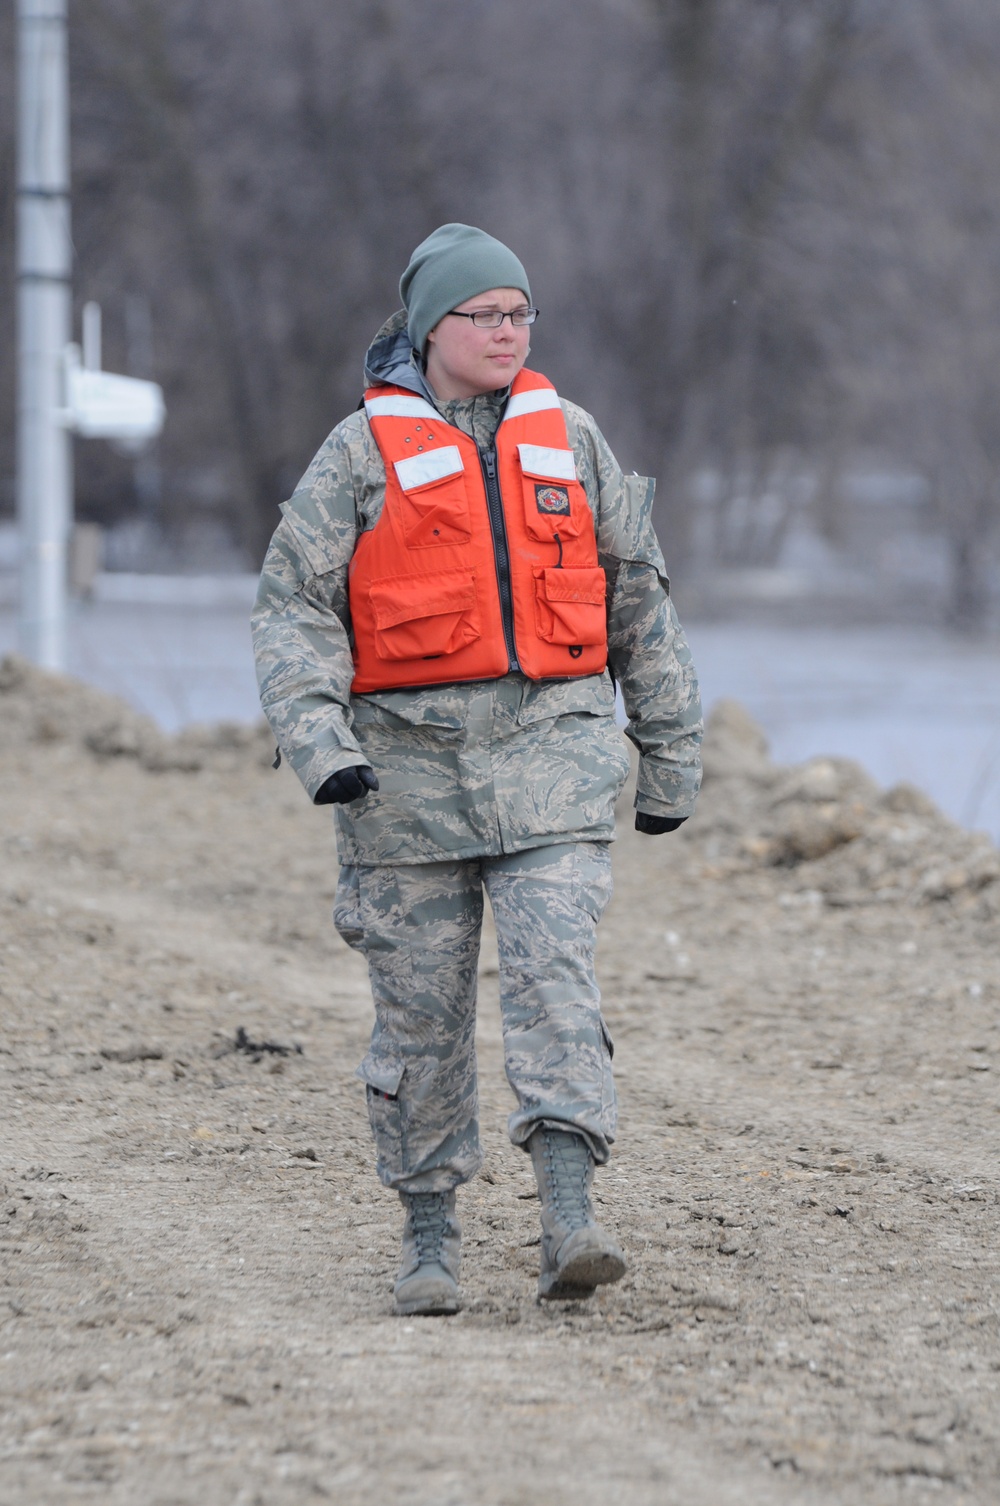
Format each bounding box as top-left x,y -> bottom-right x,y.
599,1016 -> 617,1132
356,1044 -> 406,1182
332,863 -> 365,953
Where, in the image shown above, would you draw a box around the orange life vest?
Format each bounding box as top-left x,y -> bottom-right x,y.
348,368 -> 607,693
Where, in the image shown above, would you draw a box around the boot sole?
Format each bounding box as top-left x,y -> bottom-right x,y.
395,1296 -> 461,1316
394,1279 -> 461,1317
538,1242 -> 627,1301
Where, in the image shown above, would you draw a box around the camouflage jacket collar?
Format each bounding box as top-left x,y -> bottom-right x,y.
363,310 -> 430,399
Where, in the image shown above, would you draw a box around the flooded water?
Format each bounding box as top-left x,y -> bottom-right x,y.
688,621 -> 1000,842
2,579 -> 997,841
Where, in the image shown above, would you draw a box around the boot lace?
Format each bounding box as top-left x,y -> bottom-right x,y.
407,1192 -> 451,1264
543,1132 -> 592,1229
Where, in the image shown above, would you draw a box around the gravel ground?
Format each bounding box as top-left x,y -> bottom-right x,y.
1,657 -> 998,1505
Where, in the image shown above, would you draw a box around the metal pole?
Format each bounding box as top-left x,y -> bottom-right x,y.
82,300 -> 101,371
16,0 -> 72,671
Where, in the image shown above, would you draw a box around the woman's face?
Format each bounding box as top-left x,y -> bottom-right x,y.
424,286 -> 531,400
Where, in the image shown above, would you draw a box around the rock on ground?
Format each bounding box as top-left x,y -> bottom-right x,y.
1,661 -> 999,1505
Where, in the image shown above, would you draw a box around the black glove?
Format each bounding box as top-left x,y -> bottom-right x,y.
314,765 -> 379,805
635,812 -> 687,836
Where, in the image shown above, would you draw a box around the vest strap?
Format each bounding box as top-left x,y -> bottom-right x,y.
502,388 -> 562,421
365,394 -> 439,422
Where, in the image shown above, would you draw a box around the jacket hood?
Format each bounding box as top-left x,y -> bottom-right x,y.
362,309 -> 515,431
363,309 -> 433,399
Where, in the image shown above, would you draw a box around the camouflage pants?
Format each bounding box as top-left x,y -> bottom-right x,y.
334,842 -> 616,1193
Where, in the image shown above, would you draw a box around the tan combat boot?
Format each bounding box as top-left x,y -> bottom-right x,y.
529,1127 -> 626,1299
394,1190 -> 461,1316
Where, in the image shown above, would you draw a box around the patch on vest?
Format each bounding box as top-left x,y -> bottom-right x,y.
535,483 -> 571,516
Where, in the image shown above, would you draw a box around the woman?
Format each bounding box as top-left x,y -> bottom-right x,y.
252,223 -> 702,1316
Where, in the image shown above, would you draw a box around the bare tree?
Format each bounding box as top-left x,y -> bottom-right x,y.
606,0 -> 866,561
0,0 -> 997,626
0,3 -> 17,514
785,0 -> 1000,627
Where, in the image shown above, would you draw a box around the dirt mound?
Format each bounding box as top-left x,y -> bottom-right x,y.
700,698 -> 775,785
3,655 -> 995,908
696,696 -> 1000,908
0,653 -> 274,772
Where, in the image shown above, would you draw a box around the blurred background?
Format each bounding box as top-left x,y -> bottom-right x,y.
1,0 -> 998,834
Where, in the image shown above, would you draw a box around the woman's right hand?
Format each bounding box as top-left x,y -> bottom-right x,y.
314,766 -> 379,805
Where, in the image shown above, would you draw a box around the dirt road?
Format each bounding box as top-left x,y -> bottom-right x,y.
1,657 -> 998,1504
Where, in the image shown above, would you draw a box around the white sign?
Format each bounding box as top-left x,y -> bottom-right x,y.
60,344 -> 165,443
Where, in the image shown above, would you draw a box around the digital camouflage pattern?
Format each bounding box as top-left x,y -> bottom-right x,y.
343,842 -> 616,1192
253,311 -> 700,1193
251,310 -> 703,866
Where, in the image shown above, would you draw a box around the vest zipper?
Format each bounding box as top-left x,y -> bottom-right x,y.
479,446 -> 520,673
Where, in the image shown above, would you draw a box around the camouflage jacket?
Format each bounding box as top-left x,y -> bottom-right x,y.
251,311 -> 702,865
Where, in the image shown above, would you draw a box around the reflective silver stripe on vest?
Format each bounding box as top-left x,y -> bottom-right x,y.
501,387 -> 562,421
517,443 -> 577,481
394,445 -> 465,491
365,394 -> 440,423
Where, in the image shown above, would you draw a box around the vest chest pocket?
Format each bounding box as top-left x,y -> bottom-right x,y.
392,445 -> 471,548
369,571 -> 480,661
534,566 -> 607,646
516,443 -> 588,544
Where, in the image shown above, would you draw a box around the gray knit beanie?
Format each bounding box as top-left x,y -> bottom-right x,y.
400,223 -> 531,355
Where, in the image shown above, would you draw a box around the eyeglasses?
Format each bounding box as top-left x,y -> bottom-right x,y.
446,307 -> 539,329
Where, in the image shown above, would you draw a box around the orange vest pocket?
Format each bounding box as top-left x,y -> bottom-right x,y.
392,445 -> 470,547
534,566 -> 607,645
397,472 -> 472,548
517,445 -> 586,544
370,572 -> 481,661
